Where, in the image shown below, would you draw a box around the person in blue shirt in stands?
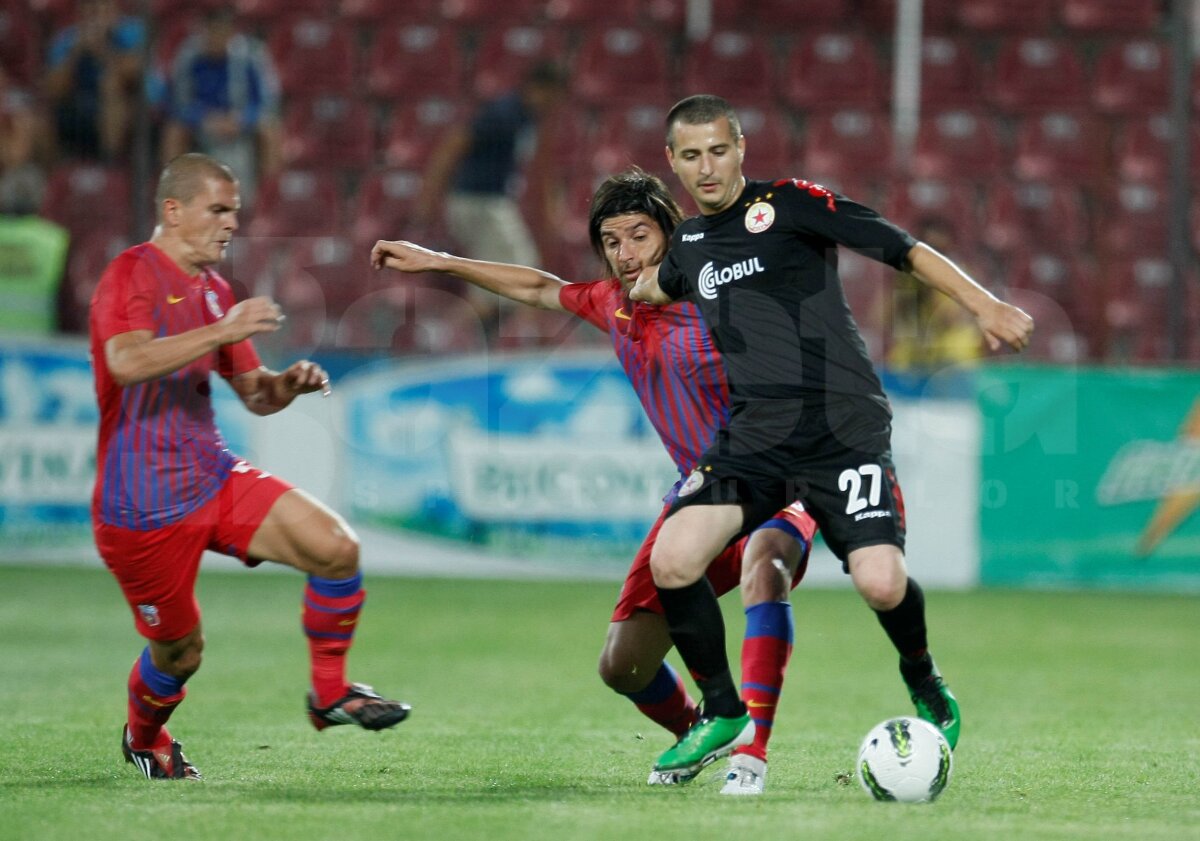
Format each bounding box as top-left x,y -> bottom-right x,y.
161,8 -> 281,200
43,0 -> 144,161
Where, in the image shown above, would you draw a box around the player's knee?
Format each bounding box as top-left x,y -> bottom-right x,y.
854,567 -> 907,610
741,533 -> 797,605
167,633 -> 205,680
315,530 -> 360,580
597,648 -> 650,695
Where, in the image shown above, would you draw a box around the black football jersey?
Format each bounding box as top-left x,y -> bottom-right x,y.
658,178 -> 916,410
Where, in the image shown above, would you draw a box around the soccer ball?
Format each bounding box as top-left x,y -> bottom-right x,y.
856,716 -> 953,803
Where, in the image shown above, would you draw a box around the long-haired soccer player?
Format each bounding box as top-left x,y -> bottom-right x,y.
90,153 -> 410,780
372,167 -> 812,795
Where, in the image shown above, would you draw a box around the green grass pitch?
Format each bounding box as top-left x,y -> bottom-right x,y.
0,564 -> 1197,841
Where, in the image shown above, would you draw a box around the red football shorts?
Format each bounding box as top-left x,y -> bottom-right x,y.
610,500 -> 817,622
94,461 -> 293,641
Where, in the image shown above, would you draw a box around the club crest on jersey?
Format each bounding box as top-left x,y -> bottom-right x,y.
137,603 -> 161,627
698,257 -> 766,300
679,469 -> 706,497
204,288 -> 224,319
745,201 -> 775,233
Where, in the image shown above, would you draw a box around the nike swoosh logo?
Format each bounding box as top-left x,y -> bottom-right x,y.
614,308 -> 632,321
167,294 -> 185,304
746,700 -> 775,709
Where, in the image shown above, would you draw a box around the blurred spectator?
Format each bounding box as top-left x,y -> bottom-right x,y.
161,9 -> 281,201
42,0 -> 144,161
884,221 -> 983,370
0,65 -> 46,215
413,61 -> 566,274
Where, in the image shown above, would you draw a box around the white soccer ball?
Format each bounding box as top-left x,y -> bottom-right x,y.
856,716 -> 953,803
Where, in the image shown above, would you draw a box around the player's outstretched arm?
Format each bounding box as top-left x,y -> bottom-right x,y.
230,359 -> 331,416
628,264 -> 673,305
905,242 -> 1034,353
104,296 -> 284,386
371,239 -> 567,311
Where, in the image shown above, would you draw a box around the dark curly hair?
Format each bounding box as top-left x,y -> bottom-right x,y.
587,167 -> 684,272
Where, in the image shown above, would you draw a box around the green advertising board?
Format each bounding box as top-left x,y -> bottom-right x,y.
978,365 -> 1200,590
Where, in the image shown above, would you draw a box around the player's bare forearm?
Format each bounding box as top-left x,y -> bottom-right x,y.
905,243 -> 1034,352
105,297 -> 284,386
233,361 -> 330,416
372,240 -> 566,310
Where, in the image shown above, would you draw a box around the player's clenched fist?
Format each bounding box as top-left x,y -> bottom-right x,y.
280,360 -> 332,397
371,240 -> 449,274
220,296 -> 284,343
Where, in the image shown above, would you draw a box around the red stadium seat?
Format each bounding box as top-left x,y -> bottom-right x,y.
912,110 -> 1005,181
1060,0 -> 1162,33
1012,112 -> 1109,183
956,0 -> 1055,32
349,169 -> 425,248
269,17 -> 355,97
437,0 -> 542,25
748,0 -> 850,28
1092,39 -> 1171,117
60,232 -> 134,333
981,180 -> 1089,255
1110,115 -> 1180,184
1101,256 -> 1199,363
40,164 -> 132,239
248,170 -> 342,238
737,106 -> 794,178
471,25 -> 569,101
573,27 -> 673,108
282,95 -> 375,170
381,97 -> 465,171
918,36 -> 983,111
1006,252 -> 1101,361
541,0 -> 639,26
366,23 -> 465,101
681,31 -> 778,110
592,104 -> 674,183
338,0 -> 435,23
861,0 -> 957,32
278,235 -> 371,316
989,37 -> 1089,114
236,0 -> 328,21
799,109 -> 893,187
882,178 -> 979,252
1096,182 -> 1169,257
781,32 -> 887,113
0,1 -> 39,85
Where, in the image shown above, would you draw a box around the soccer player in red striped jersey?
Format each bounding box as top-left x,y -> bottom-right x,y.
90,153 -> 410,781
372,167 -> 815,794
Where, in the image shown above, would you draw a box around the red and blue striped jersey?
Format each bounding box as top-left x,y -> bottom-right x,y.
559,279 -> 729,480
89,243 -> 261,530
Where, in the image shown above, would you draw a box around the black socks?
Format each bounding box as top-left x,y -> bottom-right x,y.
656,578 -> 746,719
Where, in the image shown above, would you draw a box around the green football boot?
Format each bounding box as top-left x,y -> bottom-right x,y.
904,663 -> 961,750
651,712 -> 755,782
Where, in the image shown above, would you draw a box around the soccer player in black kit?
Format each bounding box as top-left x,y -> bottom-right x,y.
631,94 -> 1035,781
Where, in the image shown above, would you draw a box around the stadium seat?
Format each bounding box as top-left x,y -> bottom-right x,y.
236,0 -> 329,23
980,180 -> 1089,255
956,0 -> 1055,32
248,170 -> 342,238
799,109 -> 893,187
1005,252 -> 1100,361
278,235 -> 371,316
1101,255 -> 1198,363
349,168 -> 425,248
269,17 -> 356,97
592,104 -> 674,183
1059,0 -> 1162,33
1092,39 -> 1171,117
988,37 -> 1089,114
780,32 -> 887,112
437,0 -> 542,25
1011,112 -> 1108,183
737,105 -> 794,178
860,0 -> 957,32
0,1 -> 39,85
1109,115 -> 1197,184
881,178 -> 979,253
60,231 -> 134,333
748,0 -> 850,28
381,97 -> 465,171
680,31 -> 778,110
911,110 -> 1005,181
1095,182 -> 1169,257
282,95 -> 375,170
918,36 -> 983,111
572,27 -> 673,108
471,25 -> 568,101
366,23 -> 465,101
40,164 -> 132,239
541,0 -> 639,26
338,0 -> 435,23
